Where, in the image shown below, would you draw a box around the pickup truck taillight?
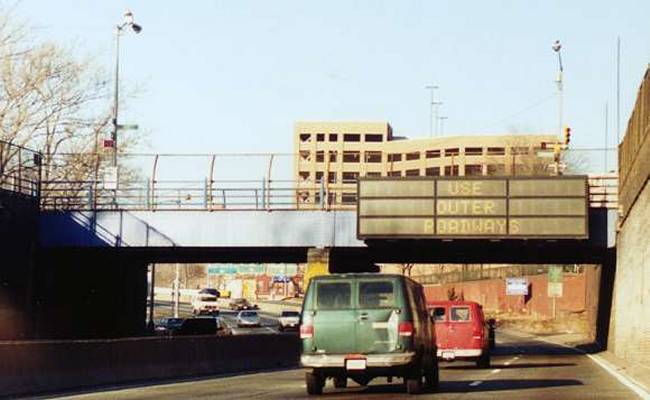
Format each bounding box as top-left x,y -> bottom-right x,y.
300,323 -> 314,339
398,321 -> 414,337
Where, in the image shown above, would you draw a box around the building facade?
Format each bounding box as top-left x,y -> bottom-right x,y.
294,121 -> 558,208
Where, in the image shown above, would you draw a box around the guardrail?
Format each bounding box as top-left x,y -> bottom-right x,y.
40,174 -> 618,211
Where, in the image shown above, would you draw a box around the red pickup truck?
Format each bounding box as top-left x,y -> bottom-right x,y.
427,300 -> 495,368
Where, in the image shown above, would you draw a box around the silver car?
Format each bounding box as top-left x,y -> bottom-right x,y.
236,310 -> 261,327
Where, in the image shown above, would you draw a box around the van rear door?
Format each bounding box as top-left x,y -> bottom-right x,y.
431,304 -> 449,350
355,278 -> 402,354
447,305 -> 474,350
312,280 -> 358,354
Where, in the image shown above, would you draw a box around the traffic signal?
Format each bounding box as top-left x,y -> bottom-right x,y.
563,126 -> 571,145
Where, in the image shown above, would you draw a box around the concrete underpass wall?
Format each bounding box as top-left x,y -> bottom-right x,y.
0,189 -> 39,339
32,252 -> 148,339
609,181 -> 650,376
609,66 -> 650,384
0,334 -> 300,398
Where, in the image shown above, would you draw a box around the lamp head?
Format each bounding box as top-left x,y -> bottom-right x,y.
552,40 -> 562,53
124,10 -> 134,24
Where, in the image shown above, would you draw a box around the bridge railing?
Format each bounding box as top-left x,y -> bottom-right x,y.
0,140 -> 41,198
40,174 -> 618,211
39,179 -> 357,211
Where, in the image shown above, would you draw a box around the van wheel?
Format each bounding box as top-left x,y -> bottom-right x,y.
333,376 -> 347,388
477,352 -> 491,369
424,357 -> 440,391
351,377 -> 370,386
306,371 -> 324,395
405,376 -> 422,395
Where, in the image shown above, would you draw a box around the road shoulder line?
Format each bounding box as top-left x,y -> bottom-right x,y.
514,331 -> 650,400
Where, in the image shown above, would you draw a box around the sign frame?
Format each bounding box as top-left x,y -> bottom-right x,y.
357,175 -> 589,240
506,277 -> 529,296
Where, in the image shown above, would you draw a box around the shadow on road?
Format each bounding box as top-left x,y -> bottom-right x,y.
442,362 -> 576,370
493,339 -> 600,356
322,379 -> 582,396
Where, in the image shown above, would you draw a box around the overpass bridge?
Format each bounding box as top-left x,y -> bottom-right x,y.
38,174 -> 617,266
0,142 -> 619,339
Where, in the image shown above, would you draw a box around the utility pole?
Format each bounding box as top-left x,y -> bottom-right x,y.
173,263 -> 180,318
438,116 -> 448,136
425,85 -> 439,137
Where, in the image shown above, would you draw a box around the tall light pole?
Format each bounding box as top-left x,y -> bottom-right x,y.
552,40 -> 563,141
425,85 -> 439,137
112,10 -> 142,168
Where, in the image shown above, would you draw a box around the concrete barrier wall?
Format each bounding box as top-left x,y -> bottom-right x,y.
0,334 -> 300,398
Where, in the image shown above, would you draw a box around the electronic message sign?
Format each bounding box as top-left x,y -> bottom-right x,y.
357,176 -> 588,239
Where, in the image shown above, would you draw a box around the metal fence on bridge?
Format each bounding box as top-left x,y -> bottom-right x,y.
0,140 -> 41,198
0,147 -> 619,211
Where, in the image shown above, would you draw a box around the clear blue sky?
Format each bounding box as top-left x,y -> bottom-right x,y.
14,1 -> 650,175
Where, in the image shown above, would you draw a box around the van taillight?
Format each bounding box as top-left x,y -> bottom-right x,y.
300,323 -> 313,339
398,321 -> 414,337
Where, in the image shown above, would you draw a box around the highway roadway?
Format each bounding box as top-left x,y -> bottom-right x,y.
154,300 -> 288,335
52,331 -> 640,400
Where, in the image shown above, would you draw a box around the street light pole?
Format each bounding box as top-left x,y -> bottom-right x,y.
552,40 -> 564,141
112,10 -> 142,168
552,40 -> 563,175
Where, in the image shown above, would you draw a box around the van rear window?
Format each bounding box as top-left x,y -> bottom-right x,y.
432,307 -> 446,321
316,282 -> 351,309
450,306 -> 471,321
359,281 -> 395,308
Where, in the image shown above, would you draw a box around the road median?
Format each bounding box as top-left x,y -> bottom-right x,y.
0,334 -> 300,398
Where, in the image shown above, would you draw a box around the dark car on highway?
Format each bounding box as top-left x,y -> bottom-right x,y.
229,298 -> 259,311
155,317 -> 184,335
175,317 -> 218,336
199,288 -> 221,298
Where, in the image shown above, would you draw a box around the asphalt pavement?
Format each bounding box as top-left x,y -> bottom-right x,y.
51,330 -> 642,400
154,300 -> 290,335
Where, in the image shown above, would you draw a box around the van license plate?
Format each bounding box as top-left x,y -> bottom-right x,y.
346,359 -> 367,370
442,351 -> 455,360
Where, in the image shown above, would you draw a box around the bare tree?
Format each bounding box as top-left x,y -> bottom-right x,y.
0,11 -> 142,205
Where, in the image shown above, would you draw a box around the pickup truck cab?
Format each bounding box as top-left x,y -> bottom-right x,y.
191,293 -> 219,315
427,300 -> 492,368
300,273 -> 439,395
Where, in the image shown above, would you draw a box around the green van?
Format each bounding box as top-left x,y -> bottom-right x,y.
300,273 -> 439,395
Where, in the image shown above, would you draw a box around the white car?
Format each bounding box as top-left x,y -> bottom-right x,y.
278,310 -> 300,331
191,294 -> 219,315
236,310 -> 261,327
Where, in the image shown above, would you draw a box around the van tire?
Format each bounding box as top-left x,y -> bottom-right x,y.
477,352 -> 491,368
306,371 -> 324,395
333,376 -> 347,388
405,376 -> 422,394
424,357 -> 440,391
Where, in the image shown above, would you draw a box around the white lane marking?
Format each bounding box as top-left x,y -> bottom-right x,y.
490,369 -> 502,374
504,361 -> 511,366
587,354 -> 650,400
510,332 -> 650,400
469,380 -> 482,387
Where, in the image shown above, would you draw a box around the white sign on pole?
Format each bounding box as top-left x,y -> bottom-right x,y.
104,167 -> 118,190
506,277 -> 529,296
547,282 -> 563,298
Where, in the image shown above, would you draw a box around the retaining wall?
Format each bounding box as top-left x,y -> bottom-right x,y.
0,334 -> 300,398
423,268 -> 599,319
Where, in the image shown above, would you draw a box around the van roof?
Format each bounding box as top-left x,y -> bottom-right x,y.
311,273 -> 409,281
426,300 -> 482,307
